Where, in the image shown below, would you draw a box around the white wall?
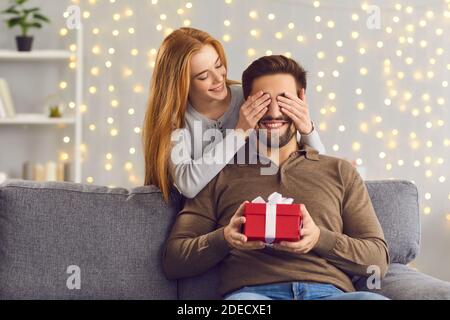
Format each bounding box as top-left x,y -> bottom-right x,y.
0,0 -> 449,281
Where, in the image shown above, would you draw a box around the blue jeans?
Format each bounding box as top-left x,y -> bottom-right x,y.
224,281 -> 389,300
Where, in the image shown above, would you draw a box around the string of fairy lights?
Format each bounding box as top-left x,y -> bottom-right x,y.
55,0 -> 449,221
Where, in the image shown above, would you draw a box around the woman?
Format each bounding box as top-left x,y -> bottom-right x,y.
142,27 -> 326,202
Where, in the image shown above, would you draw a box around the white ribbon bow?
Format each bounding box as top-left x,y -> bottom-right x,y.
251,192 -> 294,244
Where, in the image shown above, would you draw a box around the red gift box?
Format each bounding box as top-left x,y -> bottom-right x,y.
243,202 -> 303,244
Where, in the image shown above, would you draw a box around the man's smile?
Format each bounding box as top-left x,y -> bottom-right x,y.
258,120 -> 289,132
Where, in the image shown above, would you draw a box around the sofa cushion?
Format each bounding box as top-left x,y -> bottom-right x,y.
177,266 -> 221,300
355,263 -> 450,300
177,180 -> 421,299
365,180 -> 420,265
0,179 -> 178,299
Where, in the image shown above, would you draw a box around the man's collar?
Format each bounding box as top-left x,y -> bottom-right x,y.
292,142 -> 320,161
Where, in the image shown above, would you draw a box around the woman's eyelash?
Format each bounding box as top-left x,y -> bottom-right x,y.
198,64 -> 223,80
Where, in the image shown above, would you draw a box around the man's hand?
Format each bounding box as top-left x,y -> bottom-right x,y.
273,204 -> 320,254
277,89 -> 313,135
224,201 -> 266,250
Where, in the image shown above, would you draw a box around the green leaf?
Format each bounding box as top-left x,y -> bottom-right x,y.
6,20 -> 18,28
33,13 -> 50,23
23,7 -> 39,14
1,5 -> 19,14
5,9 -> 21,15
6,17 -> 23,28
16,0 -> 28,5
29,22 -> 42,28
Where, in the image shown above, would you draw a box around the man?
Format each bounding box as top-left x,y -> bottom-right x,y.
162,55 -> 390,300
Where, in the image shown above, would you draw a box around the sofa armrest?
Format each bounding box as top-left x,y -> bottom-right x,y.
354,263 -> 450,300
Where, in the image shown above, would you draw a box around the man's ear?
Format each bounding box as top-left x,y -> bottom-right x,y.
297,88 -> 306,100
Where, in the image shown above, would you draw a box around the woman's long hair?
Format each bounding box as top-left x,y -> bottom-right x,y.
142,27 -> 239,202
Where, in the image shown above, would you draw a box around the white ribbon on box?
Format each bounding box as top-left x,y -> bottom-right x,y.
251,192 -> 294,244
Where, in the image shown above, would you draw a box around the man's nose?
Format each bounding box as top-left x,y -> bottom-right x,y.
266,97 -> 283,118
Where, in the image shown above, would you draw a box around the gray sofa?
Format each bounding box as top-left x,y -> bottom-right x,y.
0,179 -> 449,300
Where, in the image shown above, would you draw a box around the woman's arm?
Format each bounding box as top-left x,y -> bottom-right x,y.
297,121 -> 327,154
171,122 -> 325,199
171,90 -> 269,199
170,128 -> 246,199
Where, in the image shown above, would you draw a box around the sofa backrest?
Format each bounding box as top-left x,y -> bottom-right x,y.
0,179 -> 420,300
0,179 -> 178,299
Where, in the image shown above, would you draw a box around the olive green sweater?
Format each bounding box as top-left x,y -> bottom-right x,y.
162,142 -> 390,298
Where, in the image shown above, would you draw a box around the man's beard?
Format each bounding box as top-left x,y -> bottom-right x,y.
257,116 -> 296,149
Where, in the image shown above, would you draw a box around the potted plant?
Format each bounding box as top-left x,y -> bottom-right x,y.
1,0 -> 50,52
44,94 -> 65,118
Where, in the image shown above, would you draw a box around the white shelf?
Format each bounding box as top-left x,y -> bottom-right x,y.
0,50 -> 73,61
0,26 -> 83,183
0,113 -> 75,125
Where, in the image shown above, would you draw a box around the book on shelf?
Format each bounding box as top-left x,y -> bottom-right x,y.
0,94 -> 5,118
0,78 -> 16,119
22,161 -> 73,182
